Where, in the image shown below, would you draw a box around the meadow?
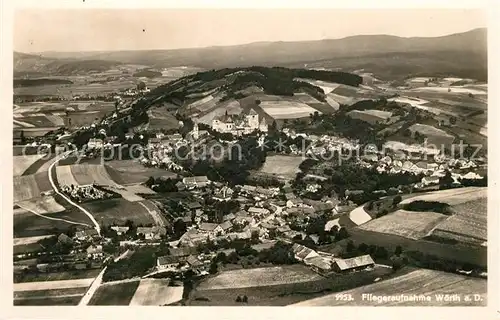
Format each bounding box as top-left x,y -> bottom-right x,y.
292,268 -> 486,306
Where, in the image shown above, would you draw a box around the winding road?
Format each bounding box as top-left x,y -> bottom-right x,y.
48,151 -> 101,235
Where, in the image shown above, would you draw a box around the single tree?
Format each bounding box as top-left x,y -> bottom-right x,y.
395,245 -> 403,256
392,195 -> 403,207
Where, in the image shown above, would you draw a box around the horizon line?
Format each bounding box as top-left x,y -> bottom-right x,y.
15,27 -> 486,55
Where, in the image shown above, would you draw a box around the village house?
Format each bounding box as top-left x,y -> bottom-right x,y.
75,229 -> 99,241
157,255 -> 181,271
332,254 -> 375,273
421,176 -> 440,187
87,138 -> 103,150
136,226 -> 167,240
304,255 -> 333,275
186,255 -> 206,274
247,207 -> 270,217
111,226 -> 129,235
86,244 -> 103,257
292,243 -> 320,262
183,176 -> 211,189
58,233 -> 73,245
214,186 -> 234,200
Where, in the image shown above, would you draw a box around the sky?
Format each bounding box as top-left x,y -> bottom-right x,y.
14,9 -> 487,53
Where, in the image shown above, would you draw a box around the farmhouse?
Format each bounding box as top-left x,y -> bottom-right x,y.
157,255 -> 180,271
305,256 -> 333,275
86,244 -> 103,255
183,176 -> 211,189
136,226 -> 167,240
292,243 -> 319,262
87,138 -> 103,149
75,229 -> 99,241
58,233 -> 73,245
332,255 -> 375,273
168,246 -> 197,258
111,226 -> 130,235
248,207 -> 270,217
186,255 -> 206,274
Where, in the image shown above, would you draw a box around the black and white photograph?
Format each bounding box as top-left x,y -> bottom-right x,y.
6,3 -> 494,310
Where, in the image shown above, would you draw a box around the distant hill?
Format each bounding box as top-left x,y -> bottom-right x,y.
13,52 -> 123,77
24,28 -> 487,80
130,66 -> 364,128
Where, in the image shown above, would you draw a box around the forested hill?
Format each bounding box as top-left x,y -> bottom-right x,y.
147,66 -> 362,102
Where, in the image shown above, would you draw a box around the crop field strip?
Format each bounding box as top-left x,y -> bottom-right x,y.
16,195 -> 66,214
56,165 -> 79,186
13,175 -> 42,202
81,198 -> 155,226
358,210 -> 448,240
21,153 -> 56,175
197,265 -> 323,290
399,187 -> 486,206
89,280 -> 141,305
13,155 -> 45,176
291,268 -> 487,306
129,279 -> 183,306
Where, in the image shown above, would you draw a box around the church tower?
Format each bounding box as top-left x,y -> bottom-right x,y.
246,109 -> 259,129
192,120 -> 199,140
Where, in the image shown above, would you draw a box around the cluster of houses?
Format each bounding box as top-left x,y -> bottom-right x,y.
14,229 -> 105,275
60,184 -> 114,202
292,243 -> 375,275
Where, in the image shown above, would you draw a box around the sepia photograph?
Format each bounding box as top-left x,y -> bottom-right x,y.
9,5 -> 490,309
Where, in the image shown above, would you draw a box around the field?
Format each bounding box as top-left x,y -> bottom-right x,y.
260,100 -> 320,119
21,153 -> 56,175
16,195 -> 66,214
358,210 -> 448,240
409,123 -> 454,139
146,106 -> 181,131
327,92 -> 357,106
13,155 -> 45,176
88,280 -> 140,305
197,100 -> 243,125
14,269 -> 101,283
198,265 -> 322,290
295,78 -> 340,94
347,109 -> 392,125
109,184 -> 156,202
14,278 -> 94,291
400,187 -> 487,206
341,228 -> 486,267
55,165 -> 79,186
104,160 -> 177,185
258,155 -> 304,180
14,206 -> 93,237
129,279 -> 184,306
13,173 -> 52,202
429,198 -> 487,246
81,198 -> 155,226
14,287 -> 88,306
69,164 -> 121,187
14,295 -> 83,306
14,234 -> 55,246
292,268 -> 486,306
190,266 -> 392,306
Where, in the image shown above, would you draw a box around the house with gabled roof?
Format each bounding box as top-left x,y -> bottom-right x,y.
292,243 -> 319,262
157,255 -> 181,271
182,176 -> 210,189
332,254 -> 375,273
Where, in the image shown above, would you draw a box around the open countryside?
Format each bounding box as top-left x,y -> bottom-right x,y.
12,9 -> 488,307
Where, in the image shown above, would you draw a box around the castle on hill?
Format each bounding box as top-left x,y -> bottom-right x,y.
211,109 -> 268,135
